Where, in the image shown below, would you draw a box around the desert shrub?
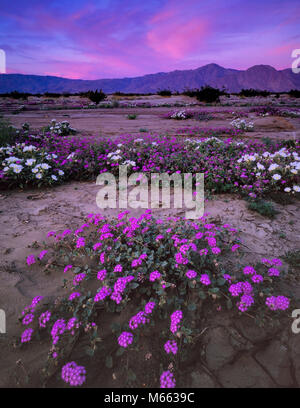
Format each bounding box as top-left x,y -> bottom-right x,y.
240,89 -> 270,97
164,110 -> 193,120
282,250 -> 300,267
157,89 -> 172,96
86,89 -> 107,104
195,86 -> 222,103
127,114 -> 137,120
0,143 -> 65,188
246,198 -> 278,218
44,92 -> 62,98
288,89 -> 300,98
42,119 -> 76,136
0,118 -> 18,147
19,211 -> 290,387
4,90 -> 30,100
230,118 -> 254,131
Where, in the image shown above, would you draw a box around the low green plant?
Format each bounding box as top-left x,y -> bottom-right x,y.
0,117 -> 18,147
127,114 -> 137,120
246,198 -> 278,218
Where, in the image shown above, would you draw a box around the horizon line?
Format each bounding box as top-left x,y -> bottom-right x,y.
1,63 -> 292,82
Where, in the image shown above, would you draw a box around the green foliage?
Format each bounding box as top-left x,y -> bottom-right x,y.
195,86 -> 222,103
288,89 -> 300,98
282,250 -> 300,267
240,89 -> 270,97
86,89 -> 107,104
127,114 -> 137,120
246,198 -> 278,218
157,89 -> 172,96
0,117 -> 18,147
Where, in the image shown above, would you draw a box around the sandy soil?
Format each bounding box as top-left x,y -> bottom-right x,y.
0,182 -> 299,387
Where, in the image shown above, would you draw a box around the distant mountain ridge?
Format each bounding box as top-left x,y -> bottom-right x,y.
0,64 -> 300,93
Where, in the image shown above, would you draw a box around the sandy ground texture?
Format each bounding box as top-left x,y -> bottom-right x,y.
1,94 -> 300,141
0,182 -> 299,387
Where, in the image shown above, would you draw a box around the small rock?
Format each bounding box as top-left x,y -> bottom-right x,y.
204,327 -> 236,370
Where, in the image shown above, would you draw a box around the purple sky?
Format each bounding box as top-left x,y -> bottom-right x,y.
1,0 -> 299,79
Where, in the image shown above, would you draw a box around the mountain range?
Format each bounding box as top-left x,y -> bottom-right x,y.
0,64 -> 300,94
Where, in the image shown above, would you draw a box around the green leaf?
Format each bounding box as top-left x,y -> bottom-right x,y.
105,355 -> 113,368
116,347 -> 125,357
209,287 -> 220,293
127,369 -> 136,382
188,303 -> 197,311
226,299 -> 233,310
85,347 -> 95,357
111,322 -> 121,333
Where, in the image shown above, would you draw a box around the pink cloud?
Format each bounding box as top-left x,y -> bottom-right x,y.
147,18 -> 209,59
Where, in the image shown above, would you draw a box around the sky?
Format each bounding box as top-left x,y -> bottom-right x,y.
0,0 -> 299,79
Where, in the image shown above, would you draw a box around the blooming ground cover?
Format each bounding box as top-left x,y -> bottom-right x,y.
0,124 -> 299,197
20,211 -> 293,387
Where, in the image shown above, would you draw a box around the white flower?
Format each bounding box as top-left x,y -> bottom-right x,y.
36,173 -> 42,179
32,167 -> 39,174
13,165 -> 23,174
257,163 -> 265,170
51,175 -> 58,181
6,156 -> 19,163
291,169 -> 297,174
268,163 -> 279,171
293,185 -> 300,192
272,174 -> 281,180
111,155 -> 121,161
58,170 -> 64,176
123,160 -> 136,167
284,187 -> 291,192
25,159 -> 36,166
41,163 -> 51,170
23,145 -> 36,152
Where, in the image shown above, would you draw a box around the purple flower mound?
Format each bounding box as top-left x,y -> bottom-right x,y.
186,270 -> 197,279
21,328 -> 33,343
170,310 -> 183,334
265,295 -> 289,311
160,370 -> 176,388
200,273 -> 211,285
94,286 -> 112,302
61,362 -> 86,386
144,301 -> 156,315
164,340 -> 178,355
118,331 -> 133,348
